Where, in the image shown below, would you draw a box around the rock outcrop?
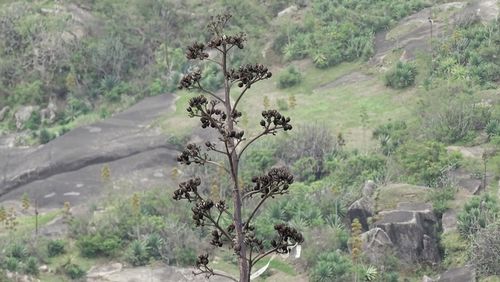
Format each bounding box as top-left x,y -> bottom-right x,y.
0,106 -> 10,122
347,181 -> 376,231
423,266 -> 476,282
40,102 -> 57,124
374,202 -> 440,264
361,227 -> 394,265
14,106 -> 39,130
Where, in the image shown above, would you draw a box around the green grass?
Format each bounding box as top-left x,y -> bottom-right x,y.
440,231 -> 468,268
0,210 -> 60,238
375,183 -> 430,212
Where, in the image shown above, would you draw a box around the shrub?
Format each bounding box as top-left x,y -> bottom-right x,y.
64,262 -> 86,279
486,119 -> 500,138
25,111 -> 41,130
457,194 -> 499,238
384,61 -> 417,89
77,234 -> 121,258
309,250 -> 353,282
25,257 -> 39,276
292,157 -> 319,183
5,257 -> 19,272
396,141 -> 461,187
39,128 -> 55,144
276,98 -> 289,111
126,240 -> 150,266
173,246 -> 196,266
470,223 -> 500,276
8,243 -> 28,259
47,240 -> 65,257
372,120 -> 408,155
277,65 -> 302,88
145,233 -> 164,260
428,186 -> 456,217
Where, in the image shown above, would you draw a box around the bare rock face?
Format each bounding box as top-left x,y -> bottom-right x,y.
86,263 -> 232,282
437,266 -> 476,282
424,266 -> 476,282
373,202 -> 440,264
14,106 -> 39,130
347,181 -> 376,231
0,106 -> 10,122
40,102 -> 57,124
442,209 -> 458,233
361,227 -> 394,265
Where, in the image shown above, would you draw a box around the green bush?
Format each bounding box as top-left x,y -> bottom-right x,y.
24,257 -> 39,276
457,194 -> 499,238
77,234 -> 121,258
39,128 -> 56,144
25,111 -> 41,130
277,65 -> 302,88
173,247 -> 197,266
5,257 -> 19,272
8,243 -> 28,259
276,98 -> 289,111
64,262 -> 86,279
47,240 -> 65,257
309,250 -> 353,282
372,120 -> 408,155
126,240 -> 150,266
145,233 -> 164,260
292,157 -> 319,183
396,141 -> 461,187
486,119 -> 500,138
428,186 -> 456,217
384,61 -> 417,89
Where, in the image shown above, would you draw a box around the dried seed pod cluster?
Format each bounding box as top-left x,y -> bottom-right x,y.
173,177 -> 201,201
177,143 -> 204,165
186,42 -> 209,60
196,253 -> 210,268
192,199 -> 214,226
227,64 -> 272,88
244,225 -> 264,252
260,110 -> 292,131
210,230 -> 224,247
179,69 -> 202,89
208,33 -> 246,49
271,224 -> 304,254
251,167 -> 294,197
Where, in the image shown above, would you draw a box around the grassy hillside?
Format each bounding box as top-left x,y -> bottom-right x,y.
1,0 -> 499,281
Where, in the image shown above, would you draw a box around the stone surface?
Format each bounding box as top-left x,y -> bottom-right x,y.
457,178 -> 482,195
14,106 -> 39,130
86,263 -> 232,282
0,106 -> 10,121
374,202 -> 439,264
347,181 -> 376,231
442,209 -> 457,233
437,266 -> 476,282
361,227 -> 394,265
0,94 -> 178,208
40,102 -> 57,124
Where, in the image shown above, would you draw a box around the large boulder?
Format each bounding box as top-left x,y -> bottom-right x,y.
423,266 -> 476,282
374,202 -> 440,264
347,181 -> 376,231
14,106 -> 39,130
361,227 -> 394,265
0,106 -> 10,122
437,266 -> 475,282
40,102 -> 57,124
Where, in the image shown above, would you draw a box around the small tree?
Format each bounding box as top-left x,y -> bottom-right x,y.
175,14 -> 303,282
